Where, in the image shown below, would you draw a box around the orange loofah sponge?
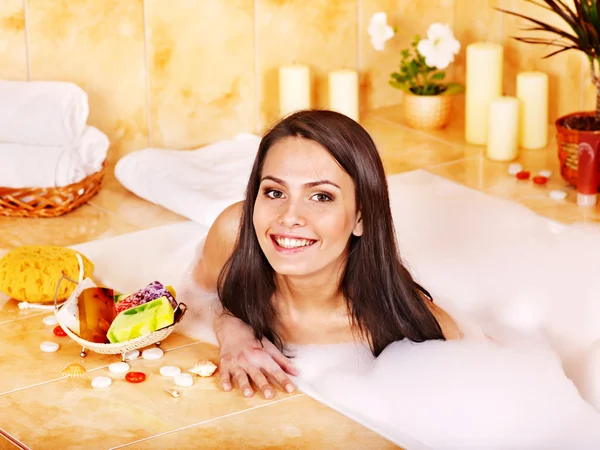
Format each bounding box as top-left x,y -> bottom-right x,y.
0,245 -> 94,303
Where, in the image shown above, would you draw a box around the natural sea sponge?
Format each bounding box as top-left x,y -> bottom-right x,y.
0,245 -> 94,303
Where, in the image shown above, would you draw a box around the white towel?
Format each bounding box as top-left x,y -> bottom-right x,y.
114,133 -> 261,228
0,126 -> 109,188
0,79 -> 89,146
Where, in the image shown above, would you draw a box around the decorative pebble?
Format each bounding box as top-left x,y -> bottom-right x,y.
174,373 -> 193,387
124,350 -> 140,361
142,348 -> 164,360
516,170 -> 531,180
549,190 -> 568,201
42,315 -> 58,326
532,175 -> 548,186
53,325 -> 67,337
109,362 -> 130,374
160,366 -> 181,377
91,376 -> 112,389
539,170 -> 552,178
125,371 -> 147,383
40,341 -> 59,353
508,163 -> 523,175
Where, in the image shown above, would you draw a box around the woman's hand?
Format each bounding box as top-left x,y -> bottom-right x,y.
215,314 -> 298,399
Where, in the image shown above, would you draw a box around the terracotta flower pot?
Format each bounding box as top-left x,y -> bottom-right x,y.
556,111 -> 600,187
403,93 -> 452,130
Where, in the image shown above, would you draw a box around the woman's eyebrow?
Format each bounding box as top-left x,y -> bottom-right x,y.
260,175 -> 341,190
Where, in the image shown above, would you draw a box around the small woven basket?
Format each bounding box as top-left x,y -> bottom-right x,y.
0,164 -> 106,218
53,276 -> 187,359
403,93 -> 452,130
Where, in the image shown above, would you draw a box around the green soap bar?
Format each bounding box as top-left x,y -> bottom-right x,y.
107,296 -> 174,343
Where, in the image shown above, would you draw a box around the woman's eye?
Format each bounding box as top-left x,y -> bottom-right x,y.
311,193 -> 333,202
266,190 -> 284,199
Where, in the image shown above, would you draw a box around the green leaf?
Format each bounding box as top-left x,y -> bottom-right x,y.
408,60 -> 419,78
388,80 -> 412,93
431,72 -> 446,80
496,1 -> 600,59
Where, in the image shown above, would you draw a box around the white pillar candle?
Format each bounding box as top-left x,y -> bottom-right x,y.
328,69 -> 359,121
465,42 -> 504,145
516,71 -> 549,149
487,96 -> 519,161
279,64 -> 311,117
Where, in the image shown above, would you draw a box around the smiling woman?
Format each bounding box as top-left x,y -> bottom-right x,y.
192,109 -> 462,400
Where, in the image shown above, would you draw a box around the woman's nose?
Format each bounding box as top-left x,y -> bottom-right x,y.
277,198 -> 306,228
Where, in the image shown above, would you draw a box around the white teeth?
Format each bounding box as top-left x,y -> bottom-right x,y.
275,237 -> 313,249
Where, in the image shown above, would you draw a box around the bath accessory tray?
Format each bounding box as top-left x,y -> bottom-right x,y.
53,275 -> 187,360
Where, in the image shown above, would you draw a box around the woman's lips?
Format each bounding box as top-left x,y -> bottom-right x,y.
270,235 -> 317,255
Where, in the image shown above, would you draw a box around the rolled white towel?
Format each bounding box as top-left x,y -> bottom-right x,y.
0,79 -> 89,146
0,126 -> 109,188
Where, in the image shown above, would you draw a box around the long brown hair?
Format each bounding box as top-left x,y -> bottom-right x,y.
218,110 -> 445,356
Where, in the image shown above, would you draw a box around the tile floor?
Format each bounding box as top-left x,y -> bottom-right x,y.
0,101 -> 596,449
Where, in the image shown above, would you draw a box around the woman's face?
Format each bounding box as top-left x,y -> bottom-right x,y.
253,136 -> 363,278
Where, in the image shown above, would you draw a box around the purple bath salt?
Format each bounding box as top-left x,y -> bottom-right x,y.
115,281 -> 177,314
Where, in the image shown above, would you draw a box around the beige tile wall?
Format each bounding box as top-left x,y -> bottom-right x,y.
0,0 -> 592,161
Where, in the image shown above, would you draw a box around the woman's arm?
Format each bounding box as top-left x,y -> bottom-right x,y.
192,202 -> 298,399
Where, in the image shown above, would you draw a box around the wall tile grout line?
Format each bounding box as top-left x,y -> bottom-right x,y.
21,0 -> 31,81
253,0 -> 261,134
108,393 -> 305,449
0,428 -> 30,450
581,53 -> 586,112
142,0 -> 153,147
356,0 -> 362,76
371,114 -> 469,150
0,311 -> 46,326
0,340 -> 207,397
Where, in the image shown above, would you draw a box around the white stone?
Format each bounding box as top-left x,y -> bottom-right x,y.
42,315 -> 58,326
549,190 -> 567,201
160,365 -> 181,377
174,373 -> 193,387
142,347 -> 164,360
40,341 -> 59,353
109,362 -> 130,374
539,170 -> 552,178
91,376 -> 112,389
508,163 -> 523,175
124,349 -> 140,361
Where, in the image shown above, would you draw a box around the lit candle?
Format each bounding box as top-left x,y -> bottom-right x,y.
279,64 -> 311,117
465,42 -> 504,145
328,69 -> 359,121
516,71 -> 548,149
487,96 -> 519,161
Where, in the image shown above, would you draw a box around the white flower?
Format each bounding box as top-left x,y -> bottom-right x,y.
417,23 -> 461,70
368,12 -> 394,51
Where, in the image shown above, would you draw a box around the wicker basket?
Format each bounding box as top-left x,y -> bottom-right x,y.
0,163 -> 106,218
53,276 -> 187,359
556,112 -> 600,187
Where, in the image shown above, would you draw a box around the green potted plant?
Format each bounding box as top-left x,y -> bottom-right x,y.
497,0 -> 600,185
368,13 -> 464,130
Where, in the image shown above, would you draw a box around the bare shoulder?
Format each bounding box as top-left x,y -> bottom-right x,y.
427,300 -> 463,340
192,201 -> 243,291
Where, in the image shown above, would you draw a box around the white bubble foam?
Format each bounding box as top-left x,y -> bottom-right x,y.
292,338 -> 600,449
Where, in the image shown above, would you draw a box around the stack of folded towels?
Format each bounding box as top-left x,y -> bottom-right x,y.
0,79 -> 109,189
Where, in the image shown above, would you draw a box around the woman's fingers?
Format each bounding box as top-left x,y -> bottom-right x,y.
219,364 -> 232,392
231,366 -> 254,398
243,365 -> 274,399
261,359 -> 296,394
262,338 -> 299,376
